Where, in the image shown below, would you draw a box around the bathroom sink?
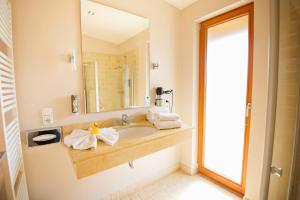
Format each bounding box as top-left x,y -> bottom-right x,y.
119,127 -> 157,139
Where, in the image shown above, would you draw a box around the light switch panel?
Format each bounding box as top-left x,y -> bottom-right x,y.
42,108 -> 54,125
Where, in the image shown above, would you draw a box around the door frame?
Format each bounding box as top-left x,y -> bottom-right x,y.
260,0 -> 279,198
198,3 -> 254,195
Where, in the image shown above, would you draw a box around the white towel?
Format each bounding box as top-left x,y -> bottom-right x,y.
154,120 -> 182,130
147,106 -> 169,124
146,113 -> 155,124
154,112 -> 180,121
96,127 -> 119,146
64,129 -> 97,150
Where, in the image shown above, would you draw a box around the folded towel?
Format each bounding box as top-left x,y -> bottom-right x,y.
154,112 -> 180,121
154,120 -> 182,130
64,127 -> 120,150
146,113 -> 155,124
64,129 -> 97,150
147,106 -> 170,124
73,134 -> 97,150
148,106 -> 170,114
96,127 -> 119,146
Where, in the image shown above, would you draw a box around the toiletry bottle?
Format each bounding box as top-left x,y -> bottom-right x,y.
144,95 -> 151,106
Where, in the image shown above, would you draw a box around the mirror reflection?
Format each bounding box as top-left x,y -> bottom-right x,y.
81,0 -> 150,113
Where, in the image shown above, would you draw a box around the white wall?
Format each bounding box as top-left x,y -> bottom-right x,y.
12,0 -> 181,130
11,0 -> 182,199
178,0 -> 271,199
23,143 -> 180,200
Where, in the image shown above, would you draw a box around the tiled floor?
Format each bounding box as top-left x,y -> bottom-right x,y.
114,171 -> 242,200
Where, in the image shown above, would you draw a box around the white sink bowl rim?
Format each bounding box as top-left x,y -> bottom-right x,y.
119,127 -> 157,139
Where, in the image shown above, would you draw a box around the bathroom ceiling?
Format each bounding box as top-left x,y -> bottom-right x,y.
81,0 -> 149,45
164,0 -> 199,9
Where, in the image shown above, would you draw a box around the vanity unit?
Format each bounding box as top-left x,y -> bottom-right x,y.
62,116 -> 192,179
22,114 -> 192,200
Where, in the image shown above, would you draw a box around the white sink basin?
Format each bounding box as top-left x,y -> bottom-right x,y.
119,127 -> 157,139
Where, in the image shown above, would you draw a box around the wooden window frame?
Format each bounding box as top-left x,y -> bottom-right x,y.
198,3 -> 254,195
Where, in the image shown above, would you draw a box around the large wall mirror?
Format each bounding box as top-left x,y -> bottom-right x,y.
80,0 -> 150,113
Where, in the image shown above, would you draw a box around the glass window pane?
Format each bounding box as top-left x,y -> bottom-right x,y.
203,15 -> 249,184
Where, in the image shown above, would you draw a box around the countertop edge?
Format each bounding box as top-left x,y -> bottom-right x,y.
71,124 -> 193,163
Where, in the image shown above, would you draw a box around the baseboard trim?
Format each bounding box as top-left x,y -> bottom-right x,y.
180,163 -> 198,175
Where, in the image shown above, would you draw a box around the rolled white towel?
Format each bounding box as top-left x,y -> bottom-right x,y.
154,112 -> 180,121
64,129 -> 97,150
154,120 -> 182,130
96,127 -> 119,146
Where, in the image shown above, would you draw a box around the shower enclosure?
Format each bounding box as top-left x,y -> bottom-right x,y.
83,61 -> 100,112
82,52 -> 137,113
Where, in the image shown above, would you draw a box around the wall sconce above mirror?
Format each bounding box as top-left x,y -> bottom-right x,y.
80,0 -> 150,113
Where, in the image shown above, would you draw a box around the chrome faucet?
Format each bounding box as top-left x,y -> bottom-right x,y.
122,114 -> 130,126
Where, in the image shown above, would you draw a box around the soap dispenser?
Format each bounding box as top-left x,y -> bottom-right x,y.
71,95 -> 80,114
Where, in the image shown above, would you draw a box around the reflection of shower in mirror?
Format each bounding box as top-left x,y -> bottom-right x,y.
80,1 -> 149,113
123,56 -> 135,108
83,60 -> 100,113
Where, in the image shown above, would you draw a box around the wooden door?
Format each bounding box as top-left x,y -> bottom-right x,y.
198,3 -> 254,195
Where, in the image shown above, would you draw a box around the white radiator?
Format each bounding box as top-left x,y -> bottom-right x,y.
0,0 -> 29,199
0,0 -> 12,48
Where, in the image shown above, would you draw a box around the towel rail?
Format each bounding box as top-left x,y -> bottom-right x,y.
0,0 -> 29,199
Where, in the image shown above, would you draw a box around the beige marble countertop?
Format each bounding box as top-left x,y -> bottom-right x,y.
62,116 -> 193,178
64,121 -> 192,164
